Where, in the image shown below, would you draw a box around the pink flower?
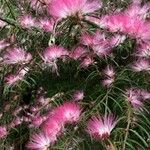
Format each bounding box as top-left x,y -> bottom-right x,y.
102,78 -> 115,88
39,18 -> 54,32
86,114 -> 117,139
5,74 -> 21,85
19,15 -> 36,28
125,1 -> 150,19
0,126 -> 7,139
103,66 -> 115,78
125,88 -> 143,109
110,35 -> 126,47
80,32 -> 94,46
0,39 -> 10,51
42,115 -> 63,137
52,102 -> 82,124
3,48 -> 32,64
73,90 -> 84,101
26,132 -> 55,150
5,68 -> 29,85
42,45 -> 68,63
136,43 -> 150,58
32,116 -> 44,127
131,58 -> 150,72
0,20 -> 7,28
69,47 -> 87,60
47,0 -> 102,19
80,56 -> 95,68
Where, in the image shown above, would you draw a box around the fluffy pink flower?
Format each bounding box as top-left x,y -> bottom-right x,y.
42,115 -> 63,137
86,114 -> 117,139
131,58 -> 150,72
0,20 -> 7,27
39,18 -> 54,32
47,0 -> 102,19
0,39 -> 10,51
5,74 -> 21,85
19,15 -> 36,28
110,35 -> 126,47
136,43 -> 150,58
3,48 -> 32,64
52,102 -> 82,124
32,116 -> 44,127
80,32 -> 94,46
102,78 -> 114,88
125,1 -> 150,19
69,47 -> 87,60
80,56 -> 94,68
103,66 -> 115,78
5,68 -> 29,85
73,90 -> 84,101
0,126 -> 7,139
42,45 -> 68,63
26,132 -> 55,150
125,88 -> 143,109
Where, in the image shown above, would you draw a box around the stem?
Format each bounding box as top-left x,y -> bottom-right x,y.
122,105 -> 132,150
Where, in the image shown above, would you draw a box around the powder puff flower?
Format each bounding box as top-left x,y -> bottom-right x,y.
42,45 -> 68,63
69,47 -> 87,60
73,90 -> 84,101
103,66 -> 115,78
86,114 -> 117,139
125,1 -> 150,19
136,43 -> 150,58
42,115 -> 63,137
125,88 -> 143,109
31,116 -> 44,127
39,18 -> 54,32
5,68 -> 29,85
19,15 -> 36,28
110,35 -> 126,47
0,126 -> 7,139
52,102 -> 82,124
3,48 -> 32,65
0,20 -> 7,28
80,56 -> 95,68
131,58 -> 150,72
102,78 -> 115,88
26,132 -> 55,150
80,32 -> 94,46
0,39 -> 10,51
47,0 -> 102,19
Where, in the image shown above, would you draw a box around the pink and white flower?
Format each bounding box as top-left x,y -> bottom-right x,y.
5,68 -> 29,85
131,58 -> 150,72
3,48 -> 32,64
19,15 -> 36,28
26,132 -> 55,150
0,39 -> 10,51
69,47 -> 87,60
86,114 -> 117,139
73,90 -> 84,101
47,0 -> 102,19
0,20 -> 7,28
80,56 -> 95,68
52,102 -> 82,124
0,126 -> 7,139
125,88 -> 143,109
42,115 -> 63,137
103,66 -> 115,78
42,45 -> 68,63
39,18 -> 54,32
